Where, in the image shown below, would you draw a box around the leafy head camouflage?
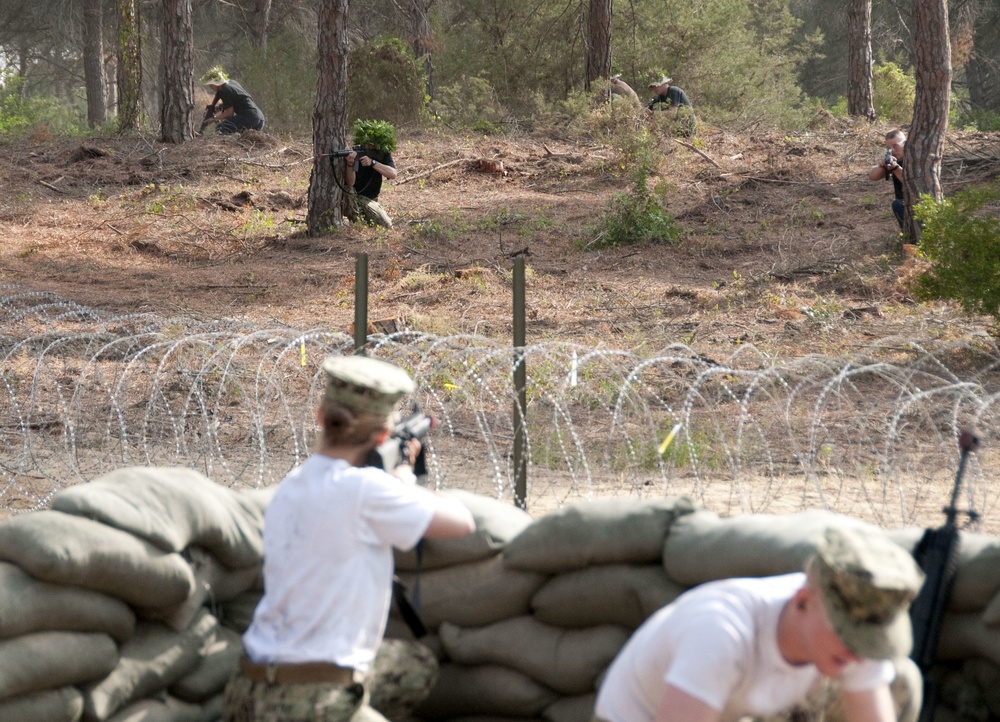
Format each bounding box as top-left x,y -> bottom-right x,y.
806,525 -> 925,660
200,66 -> 229,85
352,119 -> 397,154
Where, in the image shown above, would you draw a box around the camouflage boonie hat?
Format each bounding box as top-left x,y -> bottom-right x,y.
321,355 -> 415,417
200,66 -> 229,85
806,526 -> 925,660
649,75 -> 672,87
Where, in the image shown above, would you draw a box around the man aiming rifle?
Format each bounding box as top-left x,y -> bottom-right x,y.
326,119 -> 399,229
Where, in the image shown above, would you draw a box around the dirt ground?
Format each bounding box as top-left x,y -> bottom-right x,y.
2,119 -> 998,357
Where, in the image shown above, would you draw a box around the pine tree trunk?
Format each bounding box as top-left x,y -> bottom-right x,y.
249,0 -> 271,49
407,0 -> 434,100
585,0 -> 612,91
116,0 -> 143,132
846,0 -> 875,120
307,0 -> 350,236
83,0 -> 106,128
160,0 -> 194,143
904,0 -> 952,242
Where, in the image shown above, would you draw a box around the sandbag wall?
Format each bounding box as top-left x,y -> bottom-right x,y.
4,470 -> 1000,722
0,467 -> 272,722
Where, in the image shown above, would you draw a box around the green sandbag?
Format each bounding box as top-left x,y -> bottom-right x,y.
531,564 -> 684,629
0,687 -> 84,722
416,663 -> 559,719
0,561 -> 136,642
395,489 -> 534,571
82,609 -> 219,721
395,554 -> 546,630
0,510 -> 195,609
504,497 -> 696,574
52,466 -> 265,569
0,631 -> 118,700
439,616 -> 629,695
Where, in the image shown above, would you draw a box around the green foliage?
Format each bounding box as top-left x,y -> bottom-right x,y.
873,62 -> 915,124
347,37 -> 426,126
429,75 -> 507,133
585,171 -> 679,250
954,109 -> 1000,132
352,119 -> 397,153
237,29 -> 317,135
912,183 -> 1000,322
0,72 -> 87,135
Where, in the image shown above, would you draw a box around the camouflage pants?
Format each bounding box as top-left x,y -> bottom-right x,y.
223,639 -> 438,722
346,190 -> 393,229
753,657 -> 923,722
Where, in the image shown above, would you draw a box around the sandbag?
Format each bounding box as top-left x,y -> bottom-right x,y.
104,695 -> 214,722
0,686 -> 84,722
0,631 -> 118,700
82,610 -> 219,721
217,590 -> 262,633
0,510 -> 195,609
395,489 -> 533,571
531,564 -> 684,629
439,616 -> 629,695
504,497 -> 696,574
395,554 -> 546,629
51,466 -> 265,569
543,693 -> 597,722
0,561 -> 136,642
661,508 -> 885,587
416,663 -> 560,719
169,625 -> 243,703
936,613 -> 1000,668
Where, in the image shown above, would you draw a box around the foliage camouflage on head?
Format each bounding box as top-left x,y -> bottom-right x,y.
352,119 -> 397,154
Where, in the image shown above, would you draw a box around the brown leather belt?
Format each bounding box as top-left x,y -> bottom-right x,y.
239,656 -> 356,686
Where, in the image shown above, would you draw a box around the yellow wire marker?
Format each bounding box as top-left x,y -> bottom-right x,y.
300,341 -> 307,366
658,423 -> 683,455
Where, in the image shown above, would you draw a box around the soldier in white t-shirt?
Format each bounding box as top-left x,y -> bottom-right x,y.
594,526 -> 925,722
224,355 -> 476,722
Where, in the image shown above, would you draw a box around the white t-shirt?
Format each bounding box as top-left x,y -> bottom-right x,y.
594,573 -> 894,722
242,454 -> 437,672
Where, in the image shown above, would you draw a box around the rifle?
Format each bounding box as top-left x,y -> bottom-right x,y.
198,104 -> 217,135
909,430 -> 980,722
326,148 -> 370,173
365,404 -> 434,479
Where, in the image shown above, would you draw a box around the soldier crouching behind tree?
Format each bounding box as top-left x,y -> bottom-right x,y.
343,119 -> 399,229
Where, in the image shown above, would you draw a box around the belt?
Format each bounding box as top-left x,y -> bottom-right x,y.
239,657 -> 356,686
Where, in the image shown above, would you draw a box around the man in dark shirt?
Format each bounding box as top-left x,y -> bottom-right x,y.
868,129 -> 906,230
200,66 -> 265,135
344,120 -> 399,229
646,75 -> 697,134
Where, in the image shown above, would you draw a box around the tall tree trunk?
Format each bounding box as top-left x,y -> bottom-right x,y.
406,0 -> 434,99
846,0 -> 875,120
584,0 -> 612,91
307,0 -> 350,235
83,0 -> 106,128
249,0 -> 271,49
116,0 -> 143,132
160,0 -> 194,143
904,0 -> 952,242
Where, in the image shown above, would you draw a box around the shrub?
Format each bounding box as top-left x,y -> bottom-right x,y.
237,29 -> 317,135
912,183 -> 1000,322
347,37 -> 426,126
583,172 -> 679,250
429,75 -> 507,133
873,62 -> 915,124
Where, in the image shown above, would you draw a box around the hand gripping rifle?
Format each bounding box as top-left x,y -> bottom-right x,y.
197,104 -> 217,135
365,404 -> 436,638
909,430 -> 981,722
325,148 -> 370,173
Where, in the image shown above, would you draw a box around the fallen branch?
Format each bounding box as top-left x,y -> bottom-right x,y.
671,138 -> 722,168
396,158 -> 467,185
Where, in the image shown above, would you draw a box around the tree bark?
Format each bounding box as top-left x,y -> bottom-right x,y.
584,0 -> 612,91
846,0 -> 875,120
307,0 -> 350,236
116,0 -> 143,132
249,0 -> 271,49
160,0 -> 195,143
82,0 -> 106,128
904,0 -> 952,242
406,0 -> 435,99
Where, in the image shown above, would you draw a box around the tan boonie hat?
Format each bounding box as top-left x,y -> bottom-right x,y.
806,526 -> 924,660
649,75 -> 672,87
321,355 -> 415,417
200,66 -> 229,85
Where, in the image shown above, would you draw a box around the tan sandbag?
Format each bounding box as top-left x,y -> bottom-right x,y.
0,510 -> 195,609
395,489 -> 534,571
217,590 -> 262,633
0,561 -> 136,642
0,631 -> 117,700
51,467 -> 265,569
0,686 -> 84,722
543,693 -> 597,722
395,554 -> 546,629
104,695 -> 213,722
504,497 -> 696,574
82,610 -> 219,721
661,509 -> 885,587
531,564 -> 684,629
169,625 -> 242,703
439,616 -> 629,695
415,663 -> 560,719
